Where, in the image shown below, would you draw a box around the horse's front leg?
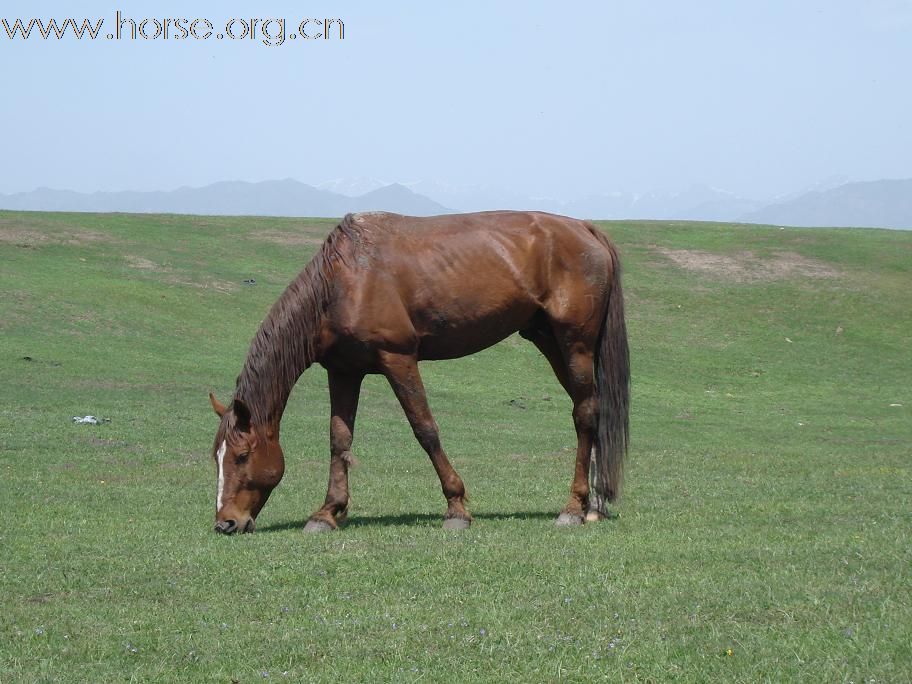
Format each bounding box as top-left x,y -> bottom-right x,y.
378,350 -> 472,529
304,370 -> 363,533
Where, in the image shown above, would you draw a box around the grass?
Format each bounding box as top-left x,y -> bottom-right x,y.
0,210 -> 910,682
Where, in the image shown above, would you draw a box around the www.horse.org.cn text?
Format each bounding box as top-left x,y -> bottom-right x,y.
1,12 -> 345,47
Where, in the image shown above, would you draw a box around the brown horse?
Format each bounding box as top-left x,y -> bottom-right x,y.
208,210 -> 629,534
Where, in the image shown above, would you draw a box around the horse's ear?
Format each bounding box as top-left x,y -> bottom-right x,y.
232,398 -> 252,433
209,392 -> 227,417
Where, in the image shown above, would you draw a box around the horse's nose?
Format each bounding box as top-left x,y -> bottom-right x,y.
214,519 -> 237,534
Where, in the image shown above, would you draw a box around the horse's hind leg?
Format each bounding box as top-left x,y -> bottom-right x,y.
560,344 -> 599,526
523,325 -> 596,526
378,350 -> 472,529
305,370 -> 363,533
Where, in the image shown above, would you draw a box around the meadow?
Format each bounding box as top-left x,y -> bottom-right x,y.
1,210 -> 909,682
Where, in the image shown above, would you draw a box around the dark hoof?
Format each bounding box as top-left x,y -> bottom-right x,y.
442,517 -> 471,530
303,519 -> 335,533
555,512 -> 585,527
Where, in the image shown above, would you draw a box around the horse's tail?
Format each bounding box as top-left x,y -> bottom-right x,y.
587,224 -> 630,514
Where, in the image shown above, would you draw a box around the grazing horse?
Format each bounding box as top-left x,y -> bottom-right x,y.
208,210 -> 629,534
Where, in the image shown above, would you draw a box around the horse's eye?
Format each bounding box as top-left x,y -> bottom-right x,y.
235,452 -> 250,465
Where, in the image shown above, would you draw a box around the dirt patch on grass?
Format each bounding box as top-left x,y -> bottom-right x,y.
0,229 -> 50,247
124,255 -> 236,292
168,276 -> 237,293
655,248 -> 841,282
252,229 -> 327,248
125,255 -> 157,270
0,216 -> 113,247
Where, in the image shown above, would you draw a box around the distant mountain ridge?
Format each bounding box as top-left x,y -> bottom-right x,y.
1,177 -> 910,229
0,179 -> 449,217
409,178 -> 912,229
742,179 -> 912,229
406,178 -> 912,228
403,180 -> 765,220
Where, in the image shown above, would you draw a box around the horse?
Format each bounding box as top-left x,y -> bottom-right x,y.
208,210 -> 629,534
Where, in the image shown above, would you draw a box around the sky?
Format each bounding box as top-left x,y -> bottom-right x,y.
2,0 -> 911,201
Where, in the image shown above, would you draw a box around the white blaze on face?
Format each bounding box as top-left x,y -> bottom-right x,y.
216,440 -> 227,511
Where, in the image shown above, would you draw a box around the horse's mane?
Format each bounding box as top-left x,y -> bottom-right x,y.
234,214 -> 367,425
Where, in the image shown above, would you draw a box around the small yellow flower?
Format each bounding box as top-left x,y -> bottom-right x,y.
726,649 -> 733,657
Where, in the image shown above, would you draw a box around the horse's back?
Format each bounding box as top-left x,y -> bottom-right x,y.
325,211 -> 616,362
348,209 -> 598,244
348,210 -> 611,276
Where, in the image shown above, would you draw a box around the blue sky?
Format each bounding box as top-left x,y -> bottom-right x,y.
3,1 -> 911,199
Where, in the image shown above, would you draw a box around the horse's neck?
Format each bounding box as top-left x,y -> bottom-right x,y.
235,278 -> 325,425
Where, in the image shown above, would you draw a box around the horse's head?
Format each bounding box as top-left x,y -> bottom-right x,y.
208,393 -> 285,534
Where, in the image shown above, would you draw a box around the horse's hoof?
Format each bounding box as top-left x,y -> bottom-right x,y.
585,510 -> 606,523
555,512 -> 584,527
303,519 -> 335,533
443,517 -> 471,530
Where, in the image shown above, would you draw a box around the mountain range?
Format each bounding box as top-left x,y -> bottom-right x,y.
0,180 -> 448,218
1,177 -> 910,229
742,179 -> 912,229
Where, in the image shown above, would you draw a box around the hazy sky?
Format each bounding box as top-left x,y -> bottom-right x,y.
3,1 -> 911,200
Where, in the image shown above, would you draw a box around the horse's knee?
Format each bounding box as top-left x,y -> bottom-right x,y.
329,417 -> 353,454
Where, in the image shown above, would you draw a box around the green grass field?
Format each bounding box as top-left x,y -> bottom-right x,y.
1,210 -> 910,682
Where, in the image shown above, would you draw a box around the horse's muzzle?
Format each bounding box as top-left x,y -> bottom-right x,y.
214,518 -> 255,534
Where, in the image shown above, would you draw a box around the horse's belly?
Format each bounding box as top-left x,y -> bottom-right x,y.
414,302 -> 537,360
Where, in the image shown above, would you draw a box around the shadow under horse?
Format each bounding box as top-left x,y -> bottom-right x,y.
208,210 -> 629,534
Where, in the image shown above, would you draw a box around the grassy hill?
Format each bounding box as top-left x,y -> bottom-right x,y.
1,210 -> 909,682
